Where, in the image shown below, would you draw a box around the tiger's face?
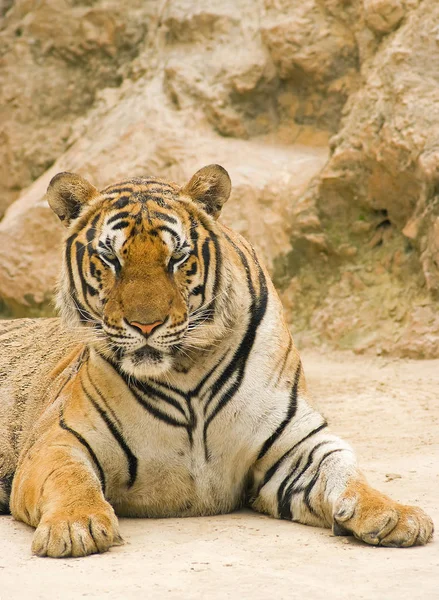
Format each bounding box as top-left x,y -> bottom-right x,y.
46,166 -> 232,378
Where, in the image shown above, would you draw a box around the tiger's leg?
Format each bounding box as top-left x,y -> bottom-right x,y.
10,424 -> 121,558
249,410 -> 433,547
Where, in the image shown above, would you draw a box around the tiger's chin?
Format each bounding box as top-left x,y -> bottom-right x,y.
119,345 -> 174,379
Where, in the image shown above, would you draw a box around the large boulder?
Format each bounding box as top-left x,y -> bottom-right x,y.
277,0 -> 439,356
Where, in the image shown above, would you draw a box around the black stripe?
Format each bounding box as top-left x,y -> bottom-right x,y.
209,229 -> 222,316
149,350 -> 229,403
86,213 -> 101,248
134,192 -> 173,209
257,422 -> 328,493
204,239 -> 266,409
108,333 -> 132,341
113,196 -> 131,209
65,235 -> 96,323
257,361 -> 302,460
111,220 -> 131,231
59,407 -> 106,492
75,241 -> 94,313
160,326 -> 188,340
157,225 -> 181,244
189,216 -> 199,258
186,261 -> 197,276
104,179 -> 174,191
303,449 -> 346,517
98,240 -> 110,251
186,397 -> 196,446
129,385 -> 188,427
105,178 -> 166,189
192,351 -> 230,397
202,239 -> 268,458
150,211 -> 178,224
105,359 -> 188,427
191,285 -> 203,297
277,440 -> 332,520
98,249 -> 121,276
83,371 -> 138,488
145,196 -> 172,209
107,211 -> 131,225
223,232 -> 256,297
190,225 -> 220,321
200,238 -> 211,307
130,378 -> 188,419
142,378 -> 199,448
86,283 -> 98,297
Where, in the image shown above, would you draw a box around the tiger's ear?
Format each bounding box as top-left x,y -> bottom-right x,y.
183,164 -> 231,219
46,172 -> 100,227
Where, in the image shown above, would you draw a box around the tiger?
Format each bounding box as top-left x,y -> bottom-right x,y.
0,165 -> 433,557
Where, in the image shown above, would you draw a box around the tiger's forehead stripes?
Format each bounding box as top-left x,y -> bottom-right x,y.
102,177 -> 179,198
69,184 -> 217,287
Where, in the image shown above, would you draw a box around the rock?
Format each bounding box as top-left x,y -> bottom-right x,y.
261,1 -> 359,131
0,202 -> 61,317
261,4 -> 357,83
364,0 -> 406,34
0,0 -> 150,216
385,473 -> 402,481
278,0 -> 439,356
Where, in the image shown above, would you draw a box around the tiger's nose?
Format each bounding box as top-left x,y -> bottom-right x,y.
129,320 -> 163,336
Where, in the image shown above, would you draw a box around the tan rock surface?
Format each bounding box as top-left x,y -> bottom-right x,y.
0,0 -> 151,214
1,0 -> 439,356
274,0 -> 439,357
0,350 -> 438,598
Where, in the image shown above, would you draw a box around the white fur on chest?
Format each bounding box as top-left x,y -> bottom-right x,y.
104,389 -> 255,517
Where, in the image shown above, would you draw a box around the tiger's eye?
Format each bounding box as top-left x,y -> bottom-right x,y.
99,251 -> 121,275
168,252 -> 190,273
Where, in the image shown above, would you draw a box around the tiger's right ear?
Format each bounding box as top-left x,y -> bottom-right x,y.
46,172 -> 100,227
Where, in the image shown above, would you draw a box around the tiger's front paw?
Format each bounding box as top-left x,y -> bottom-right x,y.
333,480 -> 433,547
32,502 -> 123,558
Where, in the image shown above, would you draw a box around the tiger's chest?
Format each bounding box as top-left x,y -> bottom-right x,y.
97,386 -> 258,518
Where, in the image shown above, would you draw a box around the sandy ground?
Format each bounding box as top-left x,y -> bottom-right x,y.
1,350 -> 438,600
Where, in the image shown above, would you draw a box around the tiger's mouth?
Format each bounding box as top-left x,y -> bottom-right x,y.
118,341 -> 174,379
105,324 -> 197,378
131,345 -> 164,365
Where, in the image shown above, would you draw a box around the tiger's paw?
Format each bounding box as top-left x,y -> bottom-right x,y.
333,480 -> 434,547
32,503 -> 123,558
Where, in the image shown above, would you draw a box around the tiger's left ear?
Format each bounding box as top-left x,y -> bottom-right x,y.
183,164 -> 231,219
46,172 -> 100,227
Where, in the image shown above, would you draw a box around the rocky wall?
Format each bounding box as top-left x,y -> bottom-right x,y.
0,0 -> 438,357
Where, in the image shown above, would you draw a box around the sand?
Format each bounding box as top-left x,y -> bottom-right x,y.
1,350 -> 438,599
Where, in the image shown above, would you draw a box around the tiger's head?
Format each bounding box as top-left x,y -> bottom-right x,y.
46,165 -> 234,378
